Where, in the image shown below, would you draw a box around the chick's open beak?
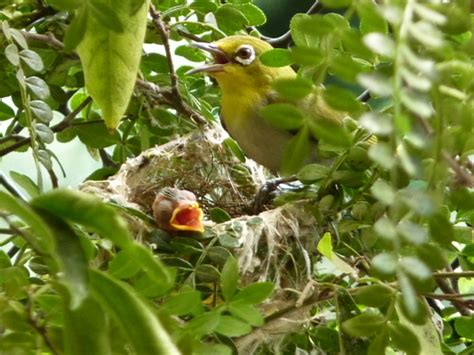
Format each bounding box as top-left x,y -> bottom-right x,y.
185,42 -> 229,75
169,202 -> 204,233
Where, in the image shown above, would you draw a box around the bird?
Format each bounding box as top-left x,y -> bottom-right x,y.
152,188 -> 204,233
186,35 -> 349,174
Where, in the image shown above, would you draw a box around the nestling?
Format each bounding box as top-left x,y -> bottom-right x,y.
153,188 -> 204,233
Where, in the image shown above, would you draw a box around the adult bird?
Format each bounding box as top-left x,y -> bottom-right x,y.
153,188 -> 204,233
186,35 -> 349,174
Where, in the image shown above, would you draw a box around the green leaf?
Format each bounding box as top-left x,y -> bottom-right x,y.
194,344 -> 231,355
19,49 -> 44,72
161,289 -> 203,316
357,1 -> 388,35
368,142 -> 395,170
221,256 -> 239,301
429,212 -> 454,244
323,86 -> 363,113
371,252 -> 398,276
259,103 -> 304,130
235,3 -> 266,26
77,0 -> 148,129
64,7 -> 89,52
185,311 -> 221,338
189,0 -> 218,14
368,329 -> 389,355
38,210 -> 89,309
89,270 -> 180,354
8,29 -> 28,49
5,43 -> 19,66
233,282 -> 273,305
398,275 -> 429,325
131,244 -> 175,293
109,248 -> 142,279
397,220 -> 427,245
175,45 -> 207,62
358,73 -> 392,96
64,296 -> 111,355
30,100 -> 53,123
215,5 -> 248,34
0,192 -> 54,254
370,179 -> 396,205
195,264 -> 220,283
34,124 -> 54,145
341,312 -> 386,337
31,188 -> 132,249
272,77 -> 313,100
89,0 -> 125,33
0,251 -> 11,269
353,284 -> 394,307
9,171 -> 39,198
260,48 -> 293,67
454,317 -> 474,340
373,215 -> 397,241
215,316 -> 252,337
290,14 -> 320,47
0,101 -> 15,121
363,33 -> 395,58
223,138 -> 245,162
308,119 -> 351,148
47,0 -> 82,11
359,113 -> 393,136
228,303 -> 263,326
289,46 -> 324,66
297,163 -> 330,183
208,246 -> 232,266
400,89 -> 432,118
73,121 -> 121,148
388,322 -> 421,354
281,125 -> 312,176
25,76 -> 50,100
209,207 -> 232,223
321,0 -> 351,9
317,232 -> 333,259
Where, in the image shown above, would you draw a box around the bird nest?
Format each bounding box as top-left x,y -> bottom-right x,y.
80,124 -> 323,351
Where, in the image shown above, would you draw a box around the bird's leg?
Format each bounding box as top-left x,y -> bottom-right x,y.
252,175 -> 298,214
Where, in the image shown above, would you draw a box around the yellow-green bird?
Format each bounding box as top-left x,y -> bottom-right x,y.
187,35 -> 347,173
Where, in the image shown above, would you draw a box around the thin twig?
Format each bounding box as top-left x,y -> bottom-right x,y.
0,173 -> 27,200
176,28 -> 207,42
258,1 -> 323,47
26,294 -> 60,355
136,79 -> 207,125
433,271 -> 474,279
20,31 -> 64,50
436,279 -> 472,315
425,292 -> 474,301
149,5 -> 181,105
0,97 -> 92,158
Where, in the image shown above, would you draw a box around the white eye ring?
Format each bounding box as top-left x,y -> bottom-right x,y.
234,44 -> 256,65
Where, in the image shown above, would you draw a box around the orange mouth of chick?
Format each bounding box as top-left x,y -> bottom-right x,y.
169,203 -> 204,233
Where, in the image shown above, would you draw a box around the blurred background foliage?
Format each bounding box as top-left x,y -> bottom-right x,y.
0,0 -> 473,354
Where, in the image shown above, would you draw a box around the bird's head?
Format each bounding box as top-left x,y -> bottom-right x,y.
187,35 -> 295,92
153,188 -> 204,233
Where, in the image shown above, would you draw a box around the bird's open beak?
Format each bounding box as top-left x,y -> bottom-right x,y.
169,202 -> 204,233
185,42 -> 229,75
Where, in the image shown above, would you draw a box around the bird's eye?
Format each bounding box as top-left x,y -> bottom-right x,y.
238,47 -> 252,59
234,45 -> 255,65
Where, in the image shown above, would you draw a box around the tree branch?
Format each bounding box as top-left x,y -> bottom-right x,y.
0,97 -> 92,158
148,4 -> 210,126
433,271 -> 474,279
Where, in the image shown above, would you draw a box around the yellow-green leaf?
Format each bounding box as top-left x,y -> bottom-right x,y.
77,0 -> 148,130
